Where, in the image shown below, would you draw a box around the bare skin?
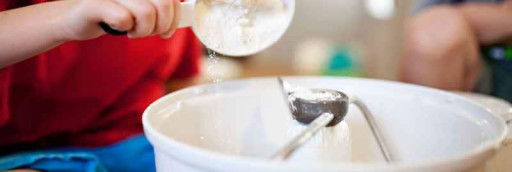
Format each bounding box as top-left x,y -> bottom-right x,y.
0,0 -> 182,68
401,2 -> 512,91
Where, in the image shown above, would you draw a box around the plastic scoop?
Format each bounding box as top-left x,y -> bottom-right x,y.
272,77 -> 393,162
101,0 -> 295,56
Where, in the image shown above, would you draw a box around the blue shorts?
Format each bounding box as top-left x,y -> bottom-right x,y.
0,135 -> 155,172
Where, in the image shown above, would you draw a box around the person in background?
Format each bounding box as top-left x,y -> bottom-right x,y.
0,0 -> 202,171
401,0 -> 512,102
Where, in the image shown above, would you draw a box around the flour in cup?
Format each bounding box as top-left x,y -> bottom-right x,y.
194,0 -> 289,55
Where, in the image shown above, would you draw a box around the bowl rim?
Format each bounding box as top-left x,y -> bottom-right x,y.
142,76 -> 507,171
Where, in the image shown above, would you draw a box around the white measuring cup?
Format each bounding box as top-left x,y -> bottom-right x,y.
101,0 -> 295,56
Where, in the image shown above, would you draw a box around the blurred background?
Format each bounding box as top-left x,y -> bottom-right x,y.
169,0 -> 419,90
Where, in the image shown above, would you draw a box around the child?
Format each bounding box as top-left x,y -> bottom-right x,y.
0,0 -> 202,171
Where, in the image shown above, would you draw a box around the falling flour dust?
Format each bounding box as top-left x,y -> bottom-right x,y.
206,49 -> 223,83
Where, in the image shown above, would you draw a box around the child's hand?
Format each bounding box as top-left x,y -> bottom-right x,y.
61,0 -> 181,40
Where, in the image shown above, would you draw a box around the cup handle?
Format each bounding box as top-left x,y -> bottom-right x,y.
177,1 -> 195,28
101,1 -> 194,36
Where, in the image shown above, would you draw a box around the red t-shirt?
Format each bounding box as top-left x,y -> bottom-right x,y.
0,1 -> 203,154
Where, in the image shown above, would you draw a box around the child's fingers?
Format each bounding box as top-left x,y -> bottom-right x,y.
96,0 -> 134,32
115,0 -> 157,38
149,0 -> 174,35
161,0 -> 181,39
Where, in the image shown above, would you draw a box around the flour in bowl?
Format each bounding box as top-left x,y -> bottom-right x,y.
289,88 -> 342,101
194,0 -> 289,56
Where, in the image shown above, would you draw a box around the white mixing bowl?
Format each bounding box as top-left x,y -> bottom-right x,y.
142,77 -> 512,172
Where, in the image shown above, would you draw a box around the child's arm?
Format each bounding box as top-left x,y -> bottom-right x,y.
0,0 -> 181,68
